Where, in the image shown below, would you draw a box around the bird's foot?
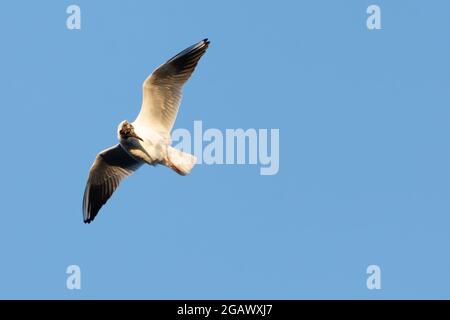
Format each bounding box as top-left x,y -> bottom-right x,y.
166,158 -> 184,175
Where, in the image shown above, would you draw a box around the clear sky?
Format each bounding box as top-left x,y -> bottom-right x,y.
0,0 -> 449,299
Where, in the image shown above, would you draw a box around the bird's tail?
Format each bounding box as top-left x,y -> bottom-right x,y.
166,147 -> 197,175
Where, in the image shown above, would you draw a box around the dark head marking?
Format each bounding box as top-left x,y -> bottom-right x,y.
119,121 -> 143,141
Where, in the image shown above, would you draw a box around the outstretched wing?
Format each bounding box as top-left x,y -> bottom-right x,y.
134,39 -> 210,133
82,144 -> 143,223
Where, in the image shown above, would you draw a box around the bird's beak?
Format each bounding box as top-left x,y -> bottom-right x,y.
131,132 -> 144,142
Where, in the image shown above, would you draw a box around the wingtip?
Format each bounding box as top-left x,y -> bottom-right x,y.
83,214 -> 94,224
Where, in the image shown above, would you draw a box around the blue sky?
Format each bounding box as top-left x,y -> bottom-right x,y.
0,0 -> 450,299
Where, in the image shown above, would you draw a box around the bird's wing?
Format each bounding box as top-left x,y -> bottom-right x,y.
134,39 -> 210,133
82,144 -> 143,223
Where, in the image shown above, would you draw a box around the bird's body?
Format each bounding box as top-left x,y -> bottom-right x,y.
82,39 -> 210,223
119,121 -> 167,165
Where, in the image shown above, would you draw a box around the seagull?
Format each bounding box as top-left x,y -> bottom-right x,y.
82,39 -> 210,223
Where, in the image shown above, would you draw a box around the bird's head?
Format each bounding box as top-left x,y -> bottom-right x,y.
117,120 -> 143,142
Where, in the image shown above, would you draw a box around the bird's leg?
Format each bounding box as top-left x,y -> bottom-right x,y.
165,157 -> 184,175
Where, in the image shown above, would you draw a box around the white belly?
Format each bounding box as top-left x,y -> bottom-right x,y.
133,124 -> 170,145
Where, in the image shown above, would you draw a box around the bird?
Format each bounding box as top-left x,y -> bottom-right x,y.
82,39 -> 210,223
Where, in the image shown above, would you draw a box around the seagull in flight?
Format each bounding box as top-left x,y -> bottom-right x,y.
82,39 -> 210,223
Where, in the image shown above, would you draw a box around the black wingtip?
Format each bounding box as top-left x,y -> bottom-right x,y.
83,216 -> 93,224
